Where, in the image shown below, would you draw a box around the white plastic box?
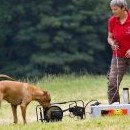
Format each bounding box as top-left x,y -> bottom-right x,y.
91,103 -> 130,117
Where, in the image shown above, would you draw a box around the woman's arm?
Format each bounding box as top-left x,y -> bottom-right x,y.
107,32 -> 119,50
125,49 -> 130,58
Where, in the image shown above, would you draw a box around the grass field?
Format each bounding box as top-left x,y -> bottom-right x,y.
0,74 -> 130,130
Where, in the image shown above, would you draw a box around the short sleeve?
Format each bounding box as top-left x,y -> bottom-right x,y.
108,17 -> 115,33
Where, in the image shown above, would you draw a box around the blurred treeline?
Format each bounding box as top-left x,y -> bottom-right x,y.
0,0 -> 115,78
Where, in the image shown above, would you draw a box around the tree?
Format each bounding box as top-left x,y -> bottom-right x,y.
0,0 -> 110,78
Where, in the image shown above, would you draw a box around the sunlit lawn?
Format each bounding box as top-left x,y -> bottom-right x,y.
0,74 -> 130,130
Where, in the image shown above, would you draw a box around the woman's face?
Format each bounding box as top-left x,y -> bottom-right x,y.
111,5 -> 125,17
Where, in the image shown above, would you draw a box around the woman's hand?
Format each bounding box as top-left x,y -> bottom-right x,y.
107,32 -> 119,50
125,49 -> 130,58
111,40 -> 119,50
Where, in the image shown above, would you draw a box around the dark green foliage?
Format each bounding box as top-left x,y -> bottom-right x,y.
0,0 -> 111,78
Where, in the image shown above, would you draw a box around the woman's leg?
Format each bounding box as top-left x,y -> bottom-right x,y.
107,57 -> 128,104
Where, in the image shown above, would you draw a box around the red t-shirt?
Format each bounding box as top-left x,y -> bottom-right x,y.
108,10 -> 130,58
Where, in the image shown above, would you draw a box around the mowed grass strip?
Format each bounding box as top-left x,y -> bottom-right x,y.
0,74 -> 130,130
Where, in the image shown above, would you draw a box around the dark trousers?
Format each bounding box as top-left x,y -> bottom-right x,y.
107,57 -> 130,104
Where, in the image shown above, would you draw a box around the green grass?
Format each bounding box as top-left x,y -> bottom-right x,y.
0,74 -> 130,130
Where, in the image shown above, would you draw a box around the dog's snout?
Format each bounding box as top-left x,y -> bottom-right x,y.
41,103 -> 50,108
40,101 -> 51,108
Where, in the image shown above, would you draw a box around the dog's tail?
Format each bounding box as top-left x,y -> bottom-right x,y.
0,74 -> 15,81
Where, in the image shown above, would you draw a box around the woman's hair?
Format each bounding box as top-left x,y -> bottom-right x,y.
110,0 -> 128,8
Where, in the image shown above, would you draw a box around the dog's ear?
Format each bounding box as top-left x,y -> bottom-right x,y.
43,91 -> 51,100
43,91 -> 47,95
43,91 -> 48,97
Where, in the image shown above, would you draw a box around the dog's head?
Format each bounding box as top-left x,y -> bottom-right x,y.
38,91 -> 51,108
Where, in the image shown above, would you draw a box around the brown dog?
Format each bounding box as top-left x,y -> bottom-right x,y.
0,74 -> 51,124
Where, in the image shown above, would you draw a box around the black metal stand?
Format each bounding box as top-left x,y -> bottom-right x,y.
36,100 -> 85,122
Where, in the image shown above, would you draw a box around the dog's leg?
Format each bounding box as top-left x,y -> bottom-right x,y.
0,93 -> 3,108
20,96 -> 32,124
20,104 -> 27,124
11,104 -> 18,124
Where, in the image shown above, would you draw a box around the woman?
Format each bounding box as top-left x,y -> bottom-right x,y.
107,0 -> 130,104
